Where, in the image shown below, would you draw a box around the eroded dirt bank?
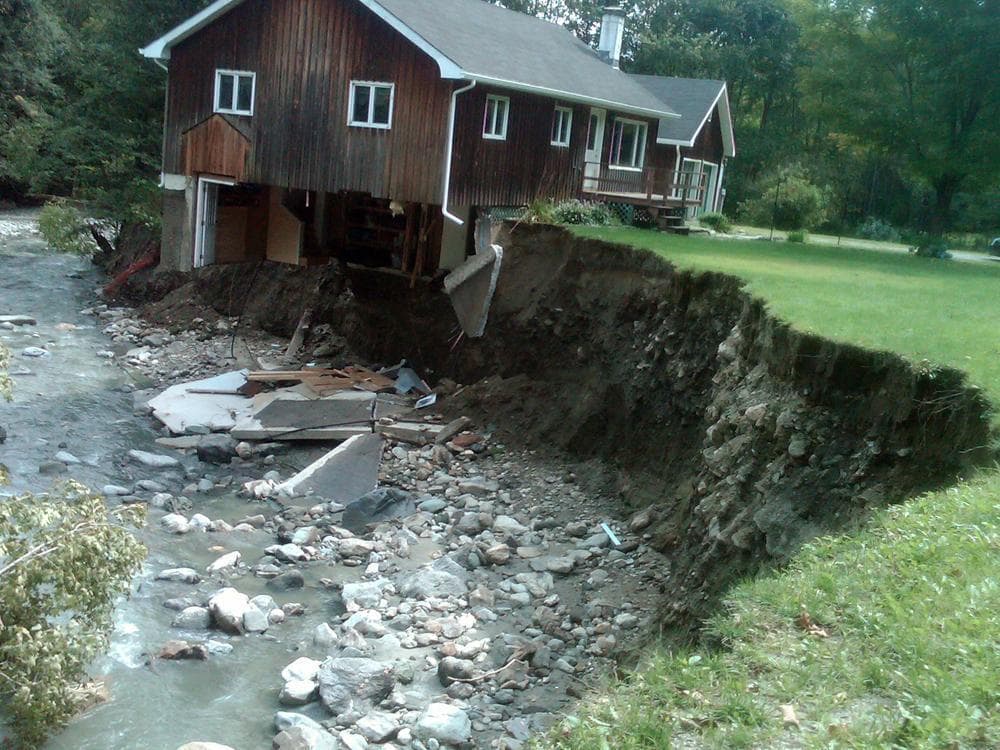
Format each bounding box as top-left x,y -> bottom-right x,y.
132,224 -> 994,632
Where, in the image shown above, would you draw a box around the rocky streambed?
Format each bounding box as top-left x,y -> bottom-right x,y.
2,212 -> 665,750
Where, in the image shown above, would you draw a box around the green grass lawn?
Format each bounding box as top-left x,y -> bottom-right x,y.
536,227 -> 1000,750
574,227 -> 1000,425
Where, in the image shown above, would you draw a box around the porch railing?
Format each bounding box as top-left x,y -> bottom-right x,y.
581,162 -> 710,211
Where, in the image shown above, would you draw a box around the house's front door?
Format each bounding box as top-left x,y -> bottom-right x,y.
583,108 -> 606,192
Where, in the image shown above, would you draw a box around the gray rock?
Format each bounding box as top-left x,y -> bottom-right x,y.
196,434 -> 238,464
314,623 -> 339,649
788,436 -> 809,459
272,726 -> 339,750
279,680 -> 318,706
103,484 -> 131,496
282,657 -> 323,683
21,346 -> 50,358
270,543 -> 308,563
338,730 -> 368,750
128,449 -> 180,468
493,515 -> 527,535
267,570 -> 305,591
399,558 -> 468,599
576,532 -> 610,549
38,461 -> 66,476
458,478 -> 499,496
342,579 -> 392,609
208,588 -> 251,634
243,606 -> 270,633
418,497 -> 447,513
317,657 -> 395,717
355,712 -> 398,743
55,450 -> 81,464
155,567 -> 201,584
437,657 -> 476,687
342,487 -> 417,535
274,712 -> 326,734
546,556 -> 576,575
206,551 -> 241,573
413,703 -> 471,746
160,514 -> 191,534
171,606 -> 212,630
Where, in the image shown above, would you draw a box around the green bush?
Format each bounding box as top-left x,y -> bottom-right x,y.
698,211 -> 732,233
912,236 -> 952,260
551,199 -> 617,226
37,202 -> 97,256
737,166 -> 830,231
786,229 -> 808,243
857,216 -> 902,242
0,482 -> 145,748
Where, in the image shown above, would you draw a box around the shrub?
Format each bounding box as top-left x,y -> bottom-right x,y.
786,230 -> 808,243
0,483 -> 145,747
551,199 -> 617,226
37,202 -> 97,256
857,217 -> 902,242
698,211 -> 732,233
737,166 -> 830,231
912,236 -> 952,260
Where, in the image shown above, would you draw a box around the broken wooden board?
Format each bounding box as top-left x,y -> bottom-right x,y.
276,434 -> 384,501
375,421 -> 445,446
148,370 -> 252,435
246,366 -> 395,394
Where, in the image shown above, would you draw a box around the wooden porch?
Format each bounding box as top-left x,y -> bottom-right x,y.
581,163 -> 711,212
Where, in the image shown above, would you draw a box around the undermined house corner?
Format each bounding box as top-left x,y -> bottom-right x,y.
127,222 -> 995,635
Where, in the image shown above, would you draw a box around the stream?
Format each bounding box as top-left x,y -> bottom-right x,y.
1,211 -> 336,749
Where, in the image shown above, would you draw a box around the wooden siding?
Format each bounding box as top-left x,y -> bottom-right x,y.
682,108 -> 724,163
164,0 -> 453,204
182,115 -> 250,180
449,86 -> 589,206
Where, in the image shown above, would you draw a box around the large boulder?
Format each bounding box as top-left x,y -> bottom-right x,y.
341,487 -> 417,534
317,657 -> 395,718
413,703 -> 471,746
398,557 -> 468,599
208,588 -> 252,634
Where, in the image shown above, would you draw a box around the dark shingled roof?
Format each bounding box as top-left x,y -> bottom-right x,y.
369,0 -> 678,117
629,75 -> 726,143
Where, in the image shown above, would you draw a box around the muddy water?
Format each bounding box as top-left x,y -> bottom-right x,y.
0,212 -> 337,749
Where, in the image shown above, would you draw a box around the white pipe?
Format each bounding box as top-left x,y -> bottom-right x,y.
442,80 -> 477,225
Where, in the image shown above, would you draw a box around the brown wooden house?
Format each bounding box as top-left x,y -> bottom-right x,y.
141,0 -> 735,273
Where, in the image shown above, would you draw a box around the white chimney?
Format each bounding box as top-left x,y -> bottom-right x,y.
597,5 -> 626,69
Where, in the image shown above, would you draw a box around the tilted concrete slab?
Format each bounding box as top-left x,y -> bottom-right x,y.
276,434 -> 384,501
443,244 -> 503,338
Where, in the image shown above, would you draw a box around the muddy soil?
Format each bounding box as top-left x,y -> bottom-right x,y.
125,223 -> 994,633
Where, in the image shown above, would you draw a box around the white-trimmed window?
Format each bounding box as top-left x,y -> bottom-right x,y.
609,118 -> 648,169
483,95 -> 509,140
214,70 -> 255,116
551,106 -> 572,147
349,81 -> 394,129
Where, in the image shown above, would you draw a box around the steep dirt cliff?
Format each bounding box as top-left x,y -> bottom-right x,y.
134,223 -> 994,634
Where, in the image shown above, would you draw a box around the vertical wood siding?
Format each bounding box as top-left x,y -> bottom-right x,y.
164,0 -> 453,204
683,108 -> 724,163
448,86 -> 589,206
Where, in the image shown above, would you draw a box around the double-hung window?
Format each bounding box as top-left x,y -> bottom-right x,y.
214,70 -> 255,116
551,106 -> 572,147
349,81 -> 394,129
609,118 -> 647,169
483,95 -> 509,140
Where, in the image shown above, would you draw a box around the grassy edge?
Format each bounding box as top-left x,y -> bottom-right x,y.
536,471 -> 1000,749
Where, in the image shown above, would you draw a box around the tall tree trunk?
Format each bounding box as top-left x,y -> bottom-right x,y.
927,175 -> 960,236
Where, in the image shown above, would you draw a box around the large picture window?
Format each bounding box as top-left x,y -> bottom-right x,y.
551,106 -> 572,147
349,81 -> 394,129
214,70 -> 255,116
483,95 -> 510,140
609,118 -> 647,169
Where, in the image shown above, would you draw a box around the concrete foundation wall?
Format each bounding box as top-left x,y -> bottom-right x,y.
440,205 -> 471,271
161,179 -> 195,272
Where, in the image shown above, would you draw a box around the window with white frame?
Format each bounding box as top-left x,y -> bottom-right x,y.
609,118 -> 647,169
215,70 -> 256,115
349,81 -> 394,129
551,106 -> 572,147
483,95 -> 509,140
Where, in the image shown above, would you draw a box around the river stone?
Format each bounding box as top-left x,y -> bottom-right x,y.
171,606 -> 212,630
338,729 -> 368,750
21,346 -> 50,358
176,743 -> 236,750
342,487 -> 417,534
437,657 -> 476,687
458,478 -> 499,495
129,449 -> 180,468
209,588 -> 251,634
196,434 -> 238,464
160,514 -> 191,534
493,515 -> 527,535
314,623 -> 339,648
281,657 -> 322,683
158,640 -> 209,661
38,461 -> 66,476
156,567 -> 201,584
279,679 -> 318,706
317,657 -> 395,717
269,543 -> 308,563
243,606 -> 270,633
272,726 -> 339,750
0,315 -> 36,326
342,578 -> 392,609
55,450 -> 81,464
399,557 -> 468,599
355,712 -> 398,743
267,569 -> 305,591
103,484 -> 131,496
274,712 -> 326,734
419,497 -> 447,513
413,703 -> 471,746
207,551 -> 241,573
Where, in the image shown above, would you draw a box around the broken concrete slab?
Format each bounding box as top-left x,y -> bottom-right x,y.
276,434 -> 384,502
232,392 -> 375,442
148,370 -> 252,435
375,421 -> 445,446
444,244 -> 503,338
155,436 -> 203,450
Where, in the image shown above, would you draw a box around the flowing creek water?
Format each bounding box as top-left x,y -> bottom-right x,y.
3,211 -> 672,750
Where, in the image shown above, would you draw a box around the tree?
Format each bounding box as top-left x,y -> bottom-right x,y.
801,0 -> 1000,233
0,483 -> 145,748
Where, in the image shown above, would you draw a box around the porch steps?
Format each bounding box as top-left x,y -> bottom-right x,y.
652,206 -> 688,234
